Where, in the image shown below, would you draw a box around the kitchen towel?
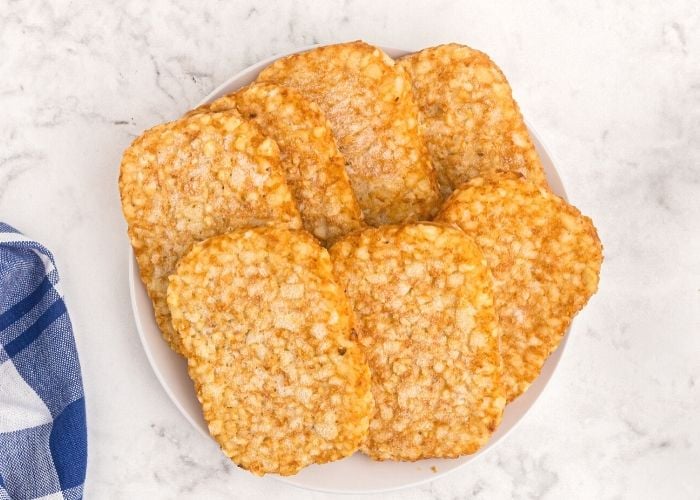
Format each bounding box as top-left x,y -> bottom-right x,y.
0,223 -> 87,500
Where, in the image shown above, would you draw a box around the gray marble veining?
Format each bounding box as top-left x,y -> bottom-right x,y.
1,0 -> 698,498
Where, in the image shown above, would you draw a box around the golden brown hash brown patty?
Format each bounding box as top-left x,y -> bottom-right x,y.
167,227 -> 373,476
188,82 -> 364,244
119,110 -> 301,354
398,44 -> 548,197
436,173 -> 602,400
329,223 -> 505,461
258,41 -> 440,225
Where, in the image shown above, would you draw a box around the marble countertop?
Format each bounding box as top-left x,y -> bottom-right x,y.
1,1 -> 698,498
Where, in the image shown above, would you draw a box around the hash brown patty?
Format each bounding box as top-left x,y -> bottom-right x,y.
436,173 -> 602,400
398,44 -> 548,197
167,227 -> 373,475
119,110 -> 301,354
330,222 -> 504,460
258,41 -> 440,225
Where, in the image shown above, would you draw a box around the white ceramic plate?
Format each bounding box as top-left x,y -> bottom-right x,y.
130,45 -> 569,494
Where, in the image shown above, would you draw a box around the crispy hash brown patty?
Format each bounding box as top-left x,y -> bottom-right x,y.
436,173 -> 603,400
258,41 -> 440,225
119,110 -> 301,354
167,227 -> 373,476
398,44 -> 548,197
329,223 -> 505,461
189,82 -> 365,244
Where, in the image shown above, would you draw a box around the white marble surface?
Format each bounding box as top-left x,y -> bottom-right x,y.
1,0 -> 699,498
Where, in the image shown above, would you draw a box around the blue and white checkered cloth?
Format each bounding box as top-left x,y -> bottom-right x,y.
0,223 -> 87,500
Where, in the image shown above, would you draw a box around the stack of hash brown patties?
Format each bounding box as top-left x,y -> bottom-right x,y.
119,41 -> 603,476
